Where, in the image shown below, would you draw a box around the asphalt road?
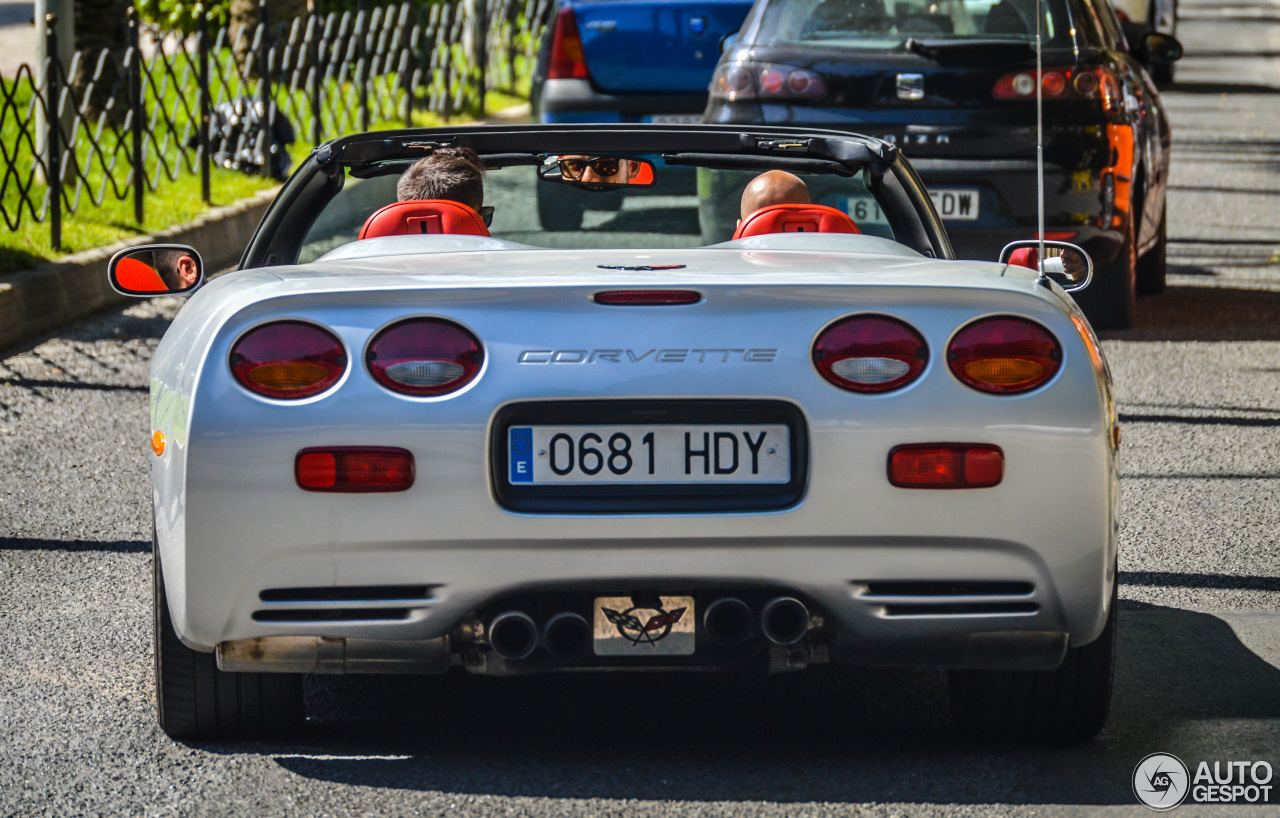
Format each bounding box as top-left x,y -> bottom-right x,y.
3,1 -> 1280,815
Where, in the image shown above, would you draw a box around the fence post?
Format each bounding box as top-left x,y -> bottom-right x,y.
44,14 -> 62,251
198,5 -> 211,204
358,0 -> 370,132
129,7 -> 144,226
475,0 -> 488,116
310,13 -> 322,147
257,0 -> 272,178
403,3 -> 416,128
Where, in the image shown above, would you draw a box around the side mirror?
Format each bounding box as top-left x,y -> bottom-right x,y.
999,240 -> 1093,292
538,155 -> 656,191
720,31 -> 739,55
108,245 -> 205,297
1137,31 -> 1183,66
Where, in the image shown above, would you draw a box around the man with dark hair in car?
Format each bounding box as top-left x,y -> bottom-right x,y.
396,146 -> 486,212
740,170 -> 812,220
153,249 -> 200,291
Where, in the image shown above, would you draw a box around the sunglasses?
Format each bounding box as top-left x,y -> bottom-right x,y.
478,205 -> 494,227
558,157 -> 621,179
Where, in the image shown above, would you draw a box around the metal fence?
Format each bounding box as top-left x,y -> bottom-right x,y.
0,0 -> 554,251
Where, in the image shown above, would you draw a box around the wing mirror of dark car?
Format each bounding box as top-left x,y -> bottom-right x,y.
999,240 -> 1093,292
1136,31 -> 1183,66
720,31 -> 739,55
538,155 -> 656,190
108,244 -> 205,297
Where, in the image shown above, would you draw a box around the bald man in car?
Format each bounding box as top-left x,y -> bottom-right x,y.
740,170 -> 812,220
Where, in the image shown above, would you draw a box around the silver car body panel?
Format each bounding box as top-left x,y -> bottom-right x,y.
149,238 -> 1117,658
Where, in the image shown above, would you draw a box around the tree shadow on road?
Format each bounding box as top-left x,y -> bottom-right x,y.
226,606 -> 1280,807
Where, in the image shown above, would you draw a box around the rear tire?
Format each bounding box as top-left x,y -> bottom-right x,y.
154,534 -> 304,739
1136,204 -> 1168,295
948,590 -> 1116,743
1074,208 -> 1136,330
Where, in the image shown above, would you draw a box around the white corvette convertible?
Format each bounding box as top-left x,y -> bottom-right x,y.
110,124 -> 1118,742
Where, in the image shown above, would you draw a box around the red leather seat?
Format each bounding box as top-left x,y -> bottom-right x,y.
358,199 -> 490,239
1007,247 -> 1038,270
115,256 -> 168,292
732,203 -> 861,241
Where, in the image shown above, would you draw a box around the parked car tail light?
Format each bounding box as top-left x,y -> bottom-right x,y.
366,318 -> 483,397
993,66 -> 1120,111
547,8 -> 590,80
813,315 -> 928,393
710,62 -> 827,101
947,318 -> 1061,394
296,447 -> 414,492
230,321 -> 347,399
889,444 -> 1004,488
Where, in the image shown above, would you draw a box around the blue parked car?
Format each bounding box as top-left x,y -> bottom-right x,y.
531,0 -> 754,125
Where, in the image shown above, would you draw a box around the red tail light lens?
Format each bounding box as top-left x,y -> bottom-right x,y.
296,447 -> 414,492
889,444 -> 1004,488
993,66 -> 1119,109
711,62 -> 827,101
594,290 -> 701,305
547,8 -> 590,80
366,318 -> 483,397
948,317 -> 1062,394
230,321 -> 347,399
813,315 -> 928,393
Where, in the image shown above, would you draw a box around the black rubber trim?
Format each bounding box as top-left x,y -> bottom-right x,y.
491,399 -> 809,514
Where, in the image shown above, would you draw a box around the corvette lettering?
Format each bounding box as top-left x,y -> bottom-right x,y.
518,348 -> 777,364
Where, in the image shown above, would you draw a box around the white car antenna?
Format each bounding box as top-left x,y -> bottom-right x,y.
1035,0 -> 1046,269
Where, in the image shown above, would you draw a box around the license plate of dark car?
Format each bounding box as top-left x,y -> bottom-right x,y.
593,595 -> 696,656
507,424 -> 790,484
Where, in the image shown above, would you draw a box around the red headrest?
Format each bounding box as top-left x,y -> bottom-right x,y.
116,256 -> 168,292
1007,247 -> 1039,270
732,203 -> 861,241
359,199 -> 490,240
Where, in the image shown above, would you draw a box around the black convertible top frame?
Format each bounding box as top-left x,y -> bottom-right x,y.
239,124 -> 952,269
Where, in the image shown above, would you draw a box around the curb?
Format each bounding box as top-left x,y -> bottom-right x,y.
0,187 -> 279,354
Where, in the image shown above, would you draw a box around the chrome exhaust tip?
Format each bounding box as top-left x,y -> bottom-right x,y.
488,611 -> 538,660
543,612 -> 592,661
703,597 -> 754,647
760,597 -> 810,646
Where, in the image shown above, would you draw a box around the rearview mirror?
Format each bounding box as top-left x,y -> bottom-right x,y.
108,244 -> 204,297
999,240 -> 1093,292
1137,31 -> 1183,66
538,155 -> 656,191
720,31 -> 739,55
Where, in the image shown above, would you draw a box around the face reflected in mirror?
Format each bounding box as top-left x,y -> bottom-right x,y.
540,155 -> 655,188
1040,248 -> 1087,282
111,246 -> 203,295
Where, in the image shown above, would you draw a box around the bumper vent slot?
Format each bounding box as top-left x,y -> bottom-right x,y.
854,580 -> 1039,618
259,585 -> 435,603
253,608 -> 412,623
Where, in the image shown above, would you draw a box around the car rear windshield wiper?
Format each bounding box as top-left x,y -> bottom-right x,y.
904,37 -> 1034,58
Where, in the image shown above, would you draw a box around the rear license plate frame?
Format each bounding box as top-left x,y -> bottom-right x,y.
492,400 -> 808,514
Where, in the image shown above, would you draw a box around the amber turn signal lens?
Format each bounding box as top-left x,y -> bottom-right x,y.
947,317 -> 1061,394
230,321 -> 347,399
150,431 -> 165,456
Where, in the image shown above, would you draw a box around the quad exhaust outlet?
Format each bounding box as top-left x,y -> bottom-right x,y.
703,597 -> 754,646
543,612 -> 592,661
761,597 -> 810,645
488,610 -> 538,660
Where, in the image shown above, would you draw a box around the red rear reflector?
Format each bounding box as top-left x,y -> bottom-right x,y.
889,445 -> 1003,489
593,290 -> 701,305
813,315 -> 928,393
547,8 -> 590,80
947,317 -> 1062,394
296,448 -> 414,493
230,321 -> 347,399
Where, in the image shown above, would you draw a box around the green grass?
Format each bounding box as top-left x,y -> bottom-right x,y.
0,33 -> 537,275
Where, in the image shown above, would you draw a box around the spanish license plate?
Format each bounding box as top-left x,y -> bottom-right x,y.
645,113 -> 702,124
929,188 -> 981,221
507,424 -> 790,485
842,195 -> 891,226
593,595 -> 696,656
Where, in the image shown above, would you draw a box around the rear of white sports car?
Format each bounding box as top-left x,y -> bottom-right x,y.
148,242 -> 1117,741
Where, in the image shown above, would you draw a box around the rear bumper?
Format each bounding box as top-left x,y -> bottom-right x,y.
538,78 -> 707,122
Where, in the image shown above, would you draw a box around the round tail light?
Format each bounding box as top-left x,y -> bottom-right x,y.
947,317 -> 1062,394
813,315 -> 928,393
230,321 -> 347,399
366,318 -> 483,397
